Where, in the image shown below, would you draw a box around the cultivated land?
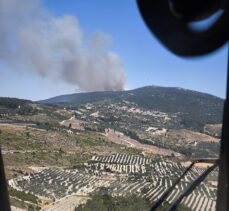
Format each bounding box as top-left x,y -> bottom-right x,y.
0,86 -> 222,210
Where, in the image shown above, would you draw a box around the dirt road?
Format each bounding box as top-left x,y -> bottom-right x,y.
104,129 -> 183,157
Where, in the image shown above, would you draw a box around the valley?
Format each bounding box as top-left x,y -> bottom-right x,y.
0,86 -> 223,210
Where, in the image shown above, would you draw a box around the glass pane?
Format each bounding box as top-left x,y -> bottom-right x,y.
0,1 -> 226,210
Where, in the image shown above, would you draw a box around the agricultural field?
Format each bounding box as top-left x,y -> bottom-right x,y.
0,90 -> 221,210
9,154 -> 217,211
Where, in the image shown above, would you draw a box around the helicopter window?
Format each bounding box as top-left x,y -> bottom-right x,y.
0,0 -> 227,210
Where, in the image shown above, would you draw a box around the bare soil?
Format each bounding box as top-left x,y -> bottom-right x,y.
104,129 -> 183,157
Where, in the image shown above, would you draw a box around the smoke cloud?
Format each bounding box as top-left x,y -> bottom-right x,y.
0,0 -> 126,91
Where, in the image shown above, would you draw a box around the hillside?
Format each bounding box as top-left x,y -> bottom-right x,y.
0,97 -> 37,116
39,86 -> 224,131
0,87 -> 222,210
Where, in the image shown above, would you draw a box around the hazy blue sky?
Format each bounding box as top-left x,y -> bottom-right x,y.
0,0 -> 227,100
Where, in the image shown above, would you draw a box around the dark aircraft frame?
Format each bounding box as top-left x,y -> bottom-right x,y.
137,0 -> 229,210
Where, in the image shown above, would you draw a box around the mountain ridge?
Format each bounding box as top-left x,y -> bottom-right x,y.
38,85 -> 224,104
37,85 -> 224,130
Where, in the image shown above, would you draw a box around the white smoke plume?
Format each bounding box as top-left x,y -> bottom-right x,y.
0,0 -> 126,91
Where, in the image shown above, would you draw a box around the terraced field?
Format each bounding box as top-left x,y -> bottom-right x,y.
9,154 -> 217,210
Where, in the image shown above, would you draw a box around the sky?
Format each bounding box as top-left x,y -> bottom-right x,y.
0,0 -> 227,101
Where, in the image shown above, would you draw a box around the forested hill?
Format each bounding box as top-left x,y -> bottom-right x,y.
0,97 -> 32,109
39,86 -> 224,125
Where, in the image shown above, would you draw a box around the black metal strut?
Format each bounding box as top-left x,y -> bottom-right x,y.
167,160 -> 218,211
216,43 -> 229,211
151,158 -> 218,210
